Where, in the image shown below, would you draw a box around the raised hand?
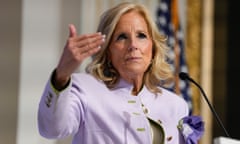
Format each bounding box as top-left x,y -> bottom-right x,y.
54,24 -> 105,89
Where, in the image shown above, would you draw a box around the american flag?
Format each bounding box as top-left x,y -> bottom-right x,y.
156,0 -> 193,114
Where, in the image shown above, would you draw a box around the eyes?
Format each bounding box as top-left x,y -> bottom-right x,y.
116,32 -> 148,41
116,33 -> 127,40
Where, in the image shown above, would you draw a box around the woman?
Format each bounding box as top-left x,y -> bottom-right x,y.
38,2 -> 190,144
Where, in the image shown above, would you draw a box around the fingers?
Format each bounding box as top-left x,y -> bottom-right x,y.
69,24 -> 77,38
75,33 -> 105,58
65,24 -> 106,61
76,33 -> 105,50
78,46 -> 101,60
56,25 -> 105,83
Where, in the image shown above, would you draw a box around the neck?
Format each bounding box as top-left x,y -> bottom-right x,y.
130,78 -> 143,96
131,85 -> 143,95
121,73 -> 144,96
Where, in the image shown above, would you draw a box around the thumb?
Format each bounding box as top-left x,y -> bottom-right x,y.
68,24 -> 77,37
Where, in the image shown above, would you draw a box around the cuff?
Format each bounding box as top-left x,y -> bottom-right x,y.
50,69 -> 71,95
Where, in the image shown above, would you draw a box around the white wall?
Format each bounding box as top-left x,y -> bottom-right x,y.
17,0 -> 62,143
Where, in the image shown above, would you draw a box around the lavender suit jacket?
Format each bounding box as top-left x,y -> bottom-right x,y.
38,72 -> 189,144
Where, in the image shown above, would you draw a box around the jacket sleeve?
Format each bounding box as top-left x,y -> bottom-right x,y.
37,72 -> 86,139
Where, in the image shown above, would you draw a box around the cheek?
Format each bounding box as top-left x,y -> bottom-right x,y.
108,45 -> 123,63
142,43 -> 153,60
109,42 -> 126,56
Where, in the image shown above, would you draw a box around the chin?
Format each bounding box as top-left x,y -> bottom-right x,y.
124,67 -> 146,74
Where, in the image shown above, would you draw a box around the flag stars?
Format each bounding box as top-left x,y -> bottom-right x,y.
159,1 -> 168,12
168,50 -> 175,61
179,79 -> 187,90
180,65 -> 188,74
158,16 -> 167,27
177,30 -> 184,40
168,36 -> 176,47
156,0 -> 192,113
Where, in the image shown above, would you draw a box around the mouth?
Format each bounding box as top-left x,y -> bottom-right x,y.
125,57 -> 141,61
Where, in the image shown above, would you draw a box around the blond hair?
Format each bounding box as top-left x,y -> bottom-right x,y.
86,2 -> 173,94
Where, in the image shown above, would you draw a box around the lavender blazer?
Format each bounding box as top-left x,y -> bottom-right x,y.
38,72 -> 189,144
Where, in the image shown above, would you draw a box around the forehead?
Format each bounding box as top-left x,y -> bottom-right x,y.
119,11 -> 145,23
115,11 -> 149,31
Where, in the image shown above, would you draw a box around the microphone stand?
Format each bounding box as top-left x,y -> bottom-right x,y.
180,73 -> 230,138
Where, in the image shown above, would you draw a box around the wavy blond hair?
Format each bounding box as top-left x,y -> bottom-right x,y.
86,2 -> 173,94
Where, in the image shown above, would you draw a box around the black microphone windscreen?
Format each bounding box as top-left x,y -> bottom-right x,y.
179,72 -> 189,80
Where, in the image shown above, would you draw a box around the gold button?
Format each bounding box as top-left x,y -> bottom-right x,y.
143,107 -> 148,114
137,128 -> 146,131
132,112 -> 141,115
141,104 -> 148,114
167,136 -> 173,141
128,100 -> 136,103
45,93 -> 52,108
45,100 -> 51,107
47,96 -> 51,102
158,119 -> 162,124
49,93 -> 53,98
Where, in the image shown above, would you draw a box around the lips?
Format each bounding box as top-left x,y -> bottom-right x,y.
125,56 -> 141,61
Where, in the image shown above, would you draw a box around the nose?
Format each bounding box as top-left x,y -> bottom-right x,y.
127,38 -> 138,51
128,46 -> 138,51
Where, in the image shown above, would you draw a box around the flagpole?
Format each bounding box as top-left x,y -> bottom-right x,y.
200,0 -> 214,143
171,0 -> 181,95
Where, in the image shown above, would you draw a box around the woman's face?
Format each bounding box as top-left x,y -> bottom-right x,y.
108,11 -> 153,79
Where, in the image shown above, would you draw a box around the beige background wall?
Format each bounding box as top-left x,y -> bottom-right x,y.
0,0 -> 21,144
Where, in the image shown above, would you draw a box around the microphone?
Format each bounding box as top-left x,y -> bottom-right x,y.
179,72 -> 230,137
